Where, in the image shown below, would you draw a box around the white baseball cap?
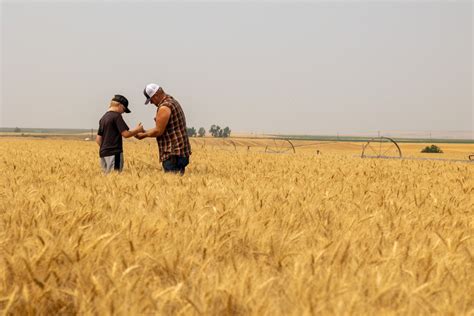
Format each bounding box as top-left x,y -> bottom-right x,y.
143,83 -> 160,104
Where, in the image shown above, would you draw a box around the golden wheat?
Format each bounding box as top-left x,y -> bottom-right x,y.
0,138 -> 473,315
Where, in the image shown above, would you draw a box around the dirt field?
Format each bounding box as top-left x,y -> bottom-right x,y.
0,137 -> 473,314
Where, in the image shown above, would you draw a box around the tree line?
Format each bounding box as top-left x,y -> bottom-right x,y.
186,125 -> 231,138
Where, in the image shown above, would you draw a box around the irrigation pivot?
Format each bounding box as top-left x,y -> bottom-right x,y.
361,137 -> 473,163
361,137 -> 402,159
265,138 -> 296,154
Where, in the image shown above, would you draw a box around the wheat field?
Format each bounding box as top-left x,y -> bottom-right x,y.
0,138 -> 473,315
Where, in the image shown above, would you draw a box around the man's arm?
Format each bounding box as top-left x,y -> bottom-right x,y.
97,121 -> 103,146
136,106 -> 171,139
122,123 -> 144,138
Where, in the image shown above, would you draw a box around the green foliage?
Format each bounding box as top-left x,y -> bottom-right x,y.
186,127 -> 197,137
198,127 -> 206,137
421,144 -> 443,153
209,125 -> 231,138
222,127 -> 231,138
209,125 -> 220,137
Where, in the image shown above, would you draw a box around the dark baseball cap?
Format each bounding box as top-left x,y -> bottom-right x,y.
112,95 -> 131,113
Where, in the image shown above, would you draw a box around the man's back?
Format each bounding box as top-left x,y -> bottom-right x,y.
98,111 -> 129,158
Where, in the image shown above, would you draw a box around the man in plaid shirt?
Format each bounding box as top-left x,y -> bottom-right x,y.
136,83 -> 192,174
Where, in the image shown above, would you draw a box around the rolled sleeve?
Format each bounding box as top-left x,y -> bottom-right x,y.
116,115 -> 129,133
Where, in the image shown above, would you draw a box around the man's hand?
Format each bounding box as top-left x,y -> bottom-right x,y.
135,132 -> 146,140
136,122 -> 145,133
122,123 -> 145,139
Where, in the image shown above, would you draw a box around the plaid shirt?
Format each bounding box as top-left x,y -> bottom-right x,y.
156,95 -> 192,162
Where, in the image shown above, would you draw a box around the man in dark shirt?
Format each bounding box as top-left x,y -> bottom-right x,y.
96,95 -> 144,173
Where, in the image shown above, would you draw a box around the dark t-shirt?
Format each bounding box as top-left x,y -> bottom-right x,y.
97,111 -> 129,157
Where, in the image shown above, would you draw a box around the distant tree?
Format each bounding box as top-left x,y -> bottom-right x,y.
222,127 -> 231,138
421,144 -> 443,153
209,125 -> 231,137
198,127 -> 206,137
209,125 -> 221,137
209,125 -> 215,136
186,127 -> 197,137
14,127 -> 21,133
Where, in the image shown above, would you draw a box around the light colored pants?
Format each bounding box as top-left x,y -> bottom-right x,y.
100,153 -> 124,173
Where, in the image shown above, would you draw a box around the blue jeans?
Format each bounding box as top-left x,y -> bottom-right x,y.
162,156 -> 189,175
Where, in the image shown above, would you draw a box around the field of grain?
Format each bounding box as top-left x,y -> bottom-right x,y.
0,138 -> 473,315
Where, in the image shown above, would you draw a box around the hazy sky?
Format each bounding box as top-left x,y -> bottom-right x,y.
1,0 -> 472,135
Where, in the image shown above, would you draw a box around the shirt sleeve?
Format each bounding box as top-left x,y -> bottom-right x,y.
116,115 -> 129,133
97,120 -> 104,136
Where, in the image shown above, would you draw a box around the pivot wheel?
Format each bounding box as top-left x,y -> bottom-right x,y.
265,139 -> 296,154
361,137 -> 402,159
